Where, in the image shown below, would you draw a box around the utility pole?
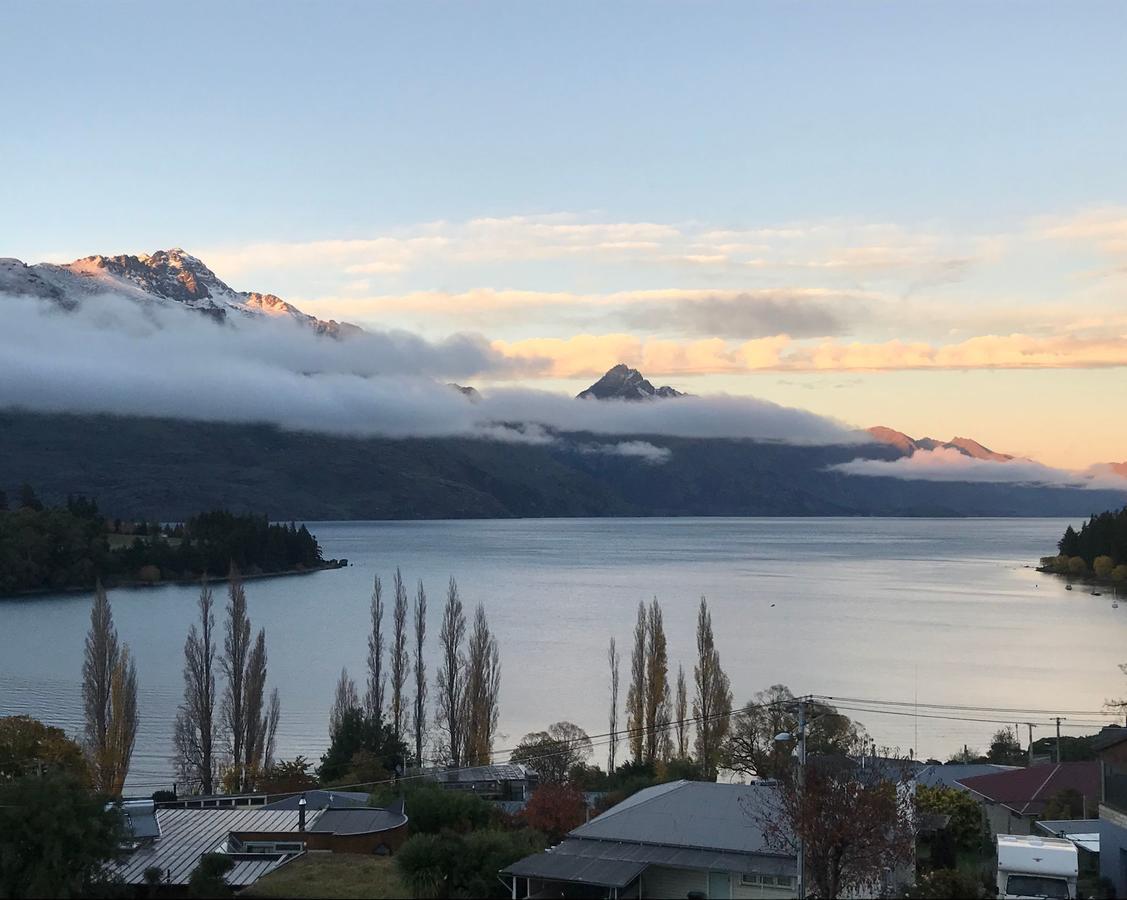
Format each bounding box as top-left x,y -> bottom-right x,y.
1053,717 -> 1066,763
797,698 -> 807,900
1024,723 -> 1037,766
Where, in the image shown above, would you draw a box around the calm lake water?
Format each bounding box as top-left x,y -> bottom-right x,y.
2,517 -> 1124,791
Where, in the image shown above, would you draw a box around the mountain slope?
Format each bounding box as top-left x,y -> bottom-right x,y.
0,248 -> 357,336
1,410 -> 1122,520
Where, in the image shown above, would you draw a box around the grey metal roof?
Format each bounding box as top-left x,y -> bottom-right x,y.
111,808 -> 317,886
1037,819 -> 1101,854
503,834 -> 796,886
309,808 -> 407,835
571,780 -> 790,856
506,851 -> 646,888
261,790 -> 370,810
428,763 -> 535,783
916,763 -> 1020,790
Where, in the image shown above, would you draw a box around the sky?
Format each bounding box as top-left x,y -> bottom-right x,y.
3,1 -> 1127,468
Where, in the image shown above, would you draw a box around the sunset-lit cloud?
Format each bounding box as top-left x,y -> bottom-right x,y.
494,331 -> 1127,377
832,447 -> 1127,490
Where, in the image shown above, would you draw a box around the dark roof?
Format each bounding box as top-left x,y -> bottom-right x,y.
261,790 -> 370,810
916,763 -> 1021,790
571,780 -> 791,855
1092,726 -> 1127,753
309,807 -> 407,835
506,851 -> 646,888
427,763 -> 536,783
958,762 -> 1100,816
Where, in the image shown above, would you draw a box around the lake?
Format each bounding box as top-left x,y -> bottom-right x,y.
1,517 -> 1124,791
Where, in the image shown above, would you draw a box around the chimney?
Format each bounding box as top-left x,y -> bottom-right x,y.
298,794 -> 307,833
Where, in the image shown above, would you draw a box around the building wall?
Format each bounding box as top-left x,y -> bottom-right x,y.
1099,803 -> 1127,898
980,801 -> 1032,837
639,866 -> 794,900
232,823 -> 408,855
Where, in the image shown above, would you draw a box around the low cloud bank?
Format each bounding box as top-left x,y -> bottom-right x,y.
832,447 -> 1127,490
0,292 -> 861,446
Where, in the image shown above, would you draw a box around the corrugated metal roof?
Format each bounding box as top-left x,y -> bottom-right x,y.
571,780 -> 790,855
429,763 -> 535,783
111,808 -> 319,885
916,764 -> 1020,791
506,852 -> 646,887
958,762 -> 1100,816
1037,819 -> 1101,854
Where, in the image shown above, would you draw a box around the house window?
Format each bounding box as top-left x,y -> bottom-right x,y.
740,874 -> 795,888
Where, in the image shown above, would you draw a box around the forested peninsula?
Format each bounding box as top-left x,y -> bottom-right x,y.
1041,505 -> 1127,583
0,485 -> 342,596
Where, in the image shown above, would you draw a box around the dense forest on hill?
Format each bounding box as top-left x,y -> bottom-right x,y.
0,487 -> 326,595
1054,507 -> 1127,578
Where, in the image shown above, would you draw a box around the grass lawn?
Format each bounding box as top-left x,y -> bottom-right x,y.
241,852 -> 407,899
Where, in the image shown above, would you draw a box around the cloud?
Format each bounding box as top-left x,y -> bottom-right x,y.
617,291 -> 858,339
0,292 -> 860,446
831,447 -> 1127,490
495,331 -> 1127,377
578,440 -> 673,464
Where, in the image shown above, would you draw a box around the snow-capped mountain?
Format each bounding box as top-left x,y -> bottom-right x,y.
0,248 -> 357,337
577,364 -> 685,400
867,426 -> 1013,461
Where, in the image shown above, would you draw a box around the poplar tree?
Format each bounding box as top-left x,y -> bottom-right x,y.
82,582 -> 119,785
675,664 -> 689,759
462,603 -> 501,766
221,566 -> 251,784
625,601 -> 647,764
644,597 -> 670,764
242,628 -> 269,781
365,575 -> 385,720
693,596 -> 732,778
330,667 -> 360,737
435,578 -> 467,766
104,647 -> 138,796
390,569 -> 410,748
412,581 -> 428,767
174,582 -> 217,794
607,637 -> 620,773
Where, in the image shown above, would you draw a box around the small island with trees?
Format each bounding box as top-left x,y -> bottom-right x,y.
0,484 -> 345,596
1040,504 -> 1127,586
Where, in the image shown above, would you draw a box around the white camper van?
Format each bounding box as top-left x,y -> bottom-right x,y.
996,834 -> 1079,899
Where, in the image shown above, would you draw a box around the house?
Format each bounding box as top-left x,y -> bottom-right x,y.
957,761 -> 1100,836
501,780 -> 797,899
155,787 -> 371,810
425,762 -> 538,800
1091,725 -> 1127,895
109,798 -> 408,892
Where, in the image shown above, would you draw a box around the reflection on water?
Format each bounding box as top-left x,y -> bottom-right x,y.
2,517 -> 1124,790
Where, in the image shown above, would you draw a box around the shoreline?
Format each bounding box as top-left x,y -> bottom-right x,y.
0,559 -> 348,600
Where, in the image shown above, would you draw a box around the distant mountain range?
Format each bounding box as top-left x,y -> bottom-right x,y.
0,248 -> 356,337
865,426 -> 1013,462
1,248 -> 1124,519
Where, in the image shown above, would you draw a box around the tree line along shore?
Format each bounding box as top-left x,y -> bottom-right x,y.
0,484 -> 339,596
1040,503 -> 1127,583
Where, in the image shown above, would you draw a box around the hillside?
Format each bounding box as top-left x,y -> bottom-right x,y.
1,410 -> 1122,520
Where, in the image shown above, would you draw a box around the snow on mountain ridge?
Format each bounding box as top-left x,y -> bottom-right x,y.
0,249 -> 357,337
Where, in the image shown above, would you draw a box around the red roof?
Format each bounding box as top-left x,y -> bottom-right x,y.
957,762 -> 1100,817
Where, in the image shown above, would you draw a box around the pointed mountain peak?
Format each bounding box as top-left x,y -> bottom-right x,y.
867,426 -> 1013,461
577,364 -> 684,401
